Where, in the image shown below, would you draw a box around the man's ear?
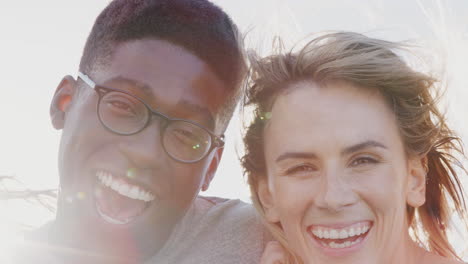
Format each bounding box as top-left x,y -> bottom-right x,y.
201,147 -> 224,192
50,75 -> 77,130
257,179 -> 280,223
406,155 -> 427,207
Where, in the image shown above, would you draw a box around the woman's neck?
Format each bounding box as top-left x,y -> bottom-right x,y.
387,232 -> 426,264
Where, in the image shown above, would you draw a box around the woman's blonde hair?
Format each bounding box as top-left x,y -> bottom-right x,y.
241,32 -> 467,263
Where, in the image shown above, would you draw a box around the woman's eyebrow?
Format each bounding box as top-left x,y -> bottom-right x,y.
341,140 -> 388,156
275,152 -> 318,163
275,141 -> 387,163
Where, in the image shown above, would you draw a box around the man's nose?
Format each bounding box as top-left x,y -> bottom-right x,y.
117,121 -> 166,169
314,169 -> 359,212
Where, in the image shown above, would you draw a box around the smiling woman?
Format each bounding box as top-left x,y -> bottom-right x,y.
242,32 -> 468,264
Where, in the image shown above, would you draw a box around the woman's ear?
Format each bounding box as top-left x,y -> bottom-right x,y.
50,75 -> 77,130
257,179 -> 280,223
406,155 -> 427,207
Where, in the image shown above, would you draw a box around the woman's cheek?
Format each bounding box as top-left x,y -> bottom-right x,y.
274,177 -> 319,214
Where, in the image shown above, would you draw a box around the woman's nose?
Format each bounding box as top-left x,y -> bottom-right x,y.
314,170 -> 359,212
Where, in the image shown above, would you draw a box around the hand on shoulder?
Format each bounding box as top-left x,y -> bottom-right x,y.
260,241 -> 288,264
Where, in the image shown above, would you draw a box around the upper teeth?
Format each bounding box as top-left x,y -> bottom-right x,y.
311,224 -> 370,239
96,170 -> 155,202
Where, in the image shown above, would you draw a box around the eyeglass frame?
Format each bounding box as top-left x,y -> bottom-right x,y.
77,72 -> 225,163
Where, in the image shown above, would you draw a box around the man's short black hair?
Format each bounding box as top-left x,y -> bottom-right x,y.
79,0 -> 245,131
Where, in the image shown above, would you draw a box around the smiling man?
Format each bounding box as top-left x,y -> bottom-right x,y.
17,0 -> 266,263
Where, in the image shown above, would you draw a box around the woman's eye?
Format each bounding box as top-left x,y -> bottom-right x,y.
350,157 -> 378,167
285,164 -> 317,176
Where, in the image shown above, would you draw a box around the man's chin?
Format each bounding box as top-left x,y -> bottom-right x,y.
57,170 -> 186,262
52,170 -> 162,262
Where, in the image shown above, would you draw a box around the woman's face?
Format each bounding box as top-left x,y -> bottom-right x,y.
260,81 -> 426,263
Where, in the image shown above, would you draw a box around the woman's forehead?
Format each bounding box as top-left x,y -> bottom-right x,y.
271,81 -> 387,120
264,81 -> 401,151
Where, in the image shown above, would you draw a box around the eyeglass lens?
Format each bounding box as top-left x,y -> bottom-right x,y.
98,90 -> 212,162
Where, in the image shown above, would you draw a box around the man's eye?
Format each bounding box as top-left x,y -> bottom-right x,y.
105,98 -> 139,116
174,129 -> 197,141
172,128 -> 206,147
109,100 -> 133,111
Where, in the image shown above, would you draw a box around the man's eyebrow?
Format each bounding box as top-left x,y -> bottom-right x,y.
103,76 -> 215,130
177,99 -> 215,130
275,152 -> 318,163
104,76 -> 154,98
341,140 -> 388,156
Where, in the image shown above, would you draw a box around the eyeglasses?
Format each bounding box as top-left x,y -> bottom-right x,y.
77,72 -> 224,163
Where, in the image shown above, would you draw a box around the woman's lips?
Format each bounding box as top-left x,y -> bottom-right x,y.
307,221 -> 372,255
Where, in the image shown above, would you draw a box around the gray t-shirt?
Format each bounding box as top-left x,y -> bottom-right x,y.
147,196 -> 268,264
12,196 -> 268,264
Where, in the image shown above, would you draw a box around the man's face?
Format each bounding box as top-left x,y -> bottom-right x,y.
52,39 -> 228,261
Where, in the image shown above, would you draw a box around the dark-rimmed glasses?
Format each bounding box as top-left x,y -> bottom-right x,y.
78,72 -> 224,163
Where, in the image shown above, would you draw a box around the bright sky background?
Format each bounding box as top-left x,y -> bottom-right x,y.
0,0 -> 467,259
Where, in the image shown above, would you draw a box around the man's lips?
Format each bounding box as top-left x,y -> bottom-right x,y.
308,221 -> 372,250
96,170 -> 155,202
93,170 -> 156,225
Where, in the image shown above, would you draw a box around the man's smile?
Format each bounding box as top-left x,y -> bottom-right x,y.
93,169 -> 156,225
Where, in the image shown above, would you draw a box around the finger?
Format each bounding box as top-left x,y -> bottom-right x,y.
260,241 -> 287,264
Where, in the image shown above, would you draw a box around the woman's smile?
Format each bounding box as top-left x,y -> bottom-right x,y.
307,221 -> 372,256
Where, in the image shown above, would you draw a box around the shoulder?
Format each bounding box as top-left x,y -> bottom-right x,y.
153,196 -> 268,264
196,196 -> 259,217
195,196 -> 266,233
436,259 -> 466,264
10,224 -> 63,264
14,222 -> 115,264
422,251 -> 466,264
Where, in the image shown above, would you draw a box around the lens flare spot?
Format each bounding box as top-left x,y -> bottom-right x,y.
76,192 -> 86,200
260,112 -> 272,120
127,168 -> 137,178
192,144 -> 200,149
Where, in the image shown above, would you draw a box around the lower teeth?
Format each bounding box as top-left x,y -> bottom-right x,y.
94,185 -> 147,225
96,203 -> 131,225
322,237 -> 363,249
